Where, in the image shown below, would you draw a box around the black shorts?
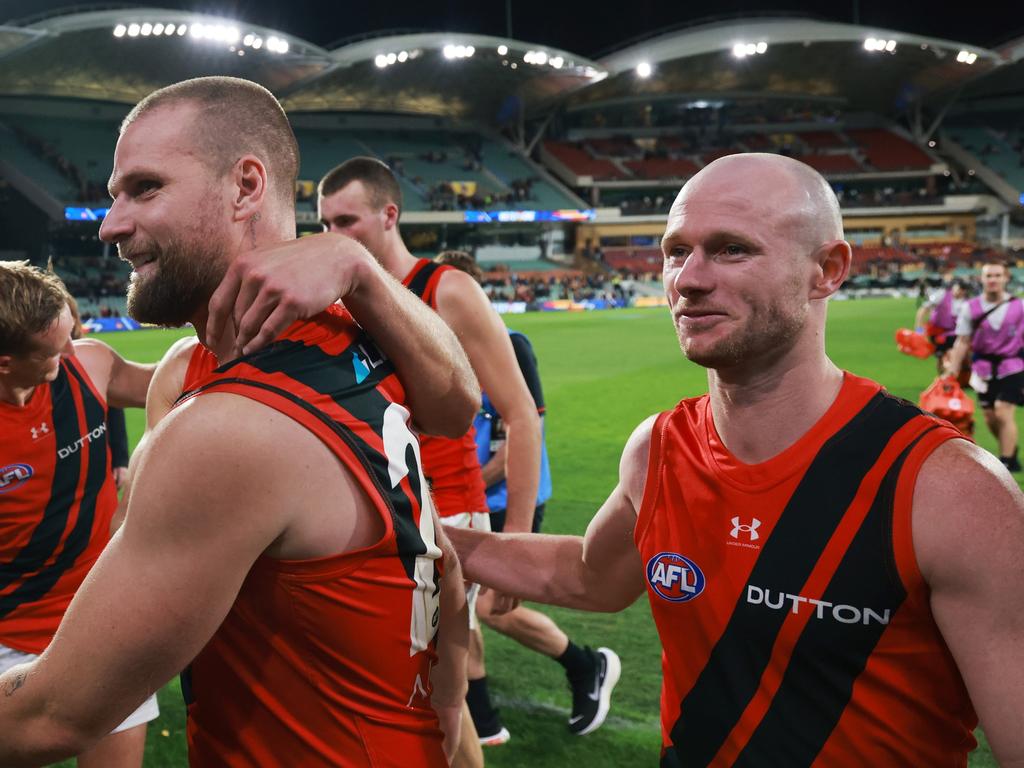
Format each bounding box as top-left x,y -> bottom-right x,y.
489,503 -> 545,534
979,371 -> 1024,409
933,334 -> 957,355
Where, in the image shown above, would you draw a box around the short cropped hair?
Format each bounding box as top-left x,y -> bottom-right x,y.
319,157 -> 403,216
0,261 -> 70,355
121,76 -> 300,208
435,250 -> 482,283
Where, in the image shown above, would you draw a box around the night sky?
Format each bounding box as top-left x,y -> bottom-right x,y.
1,0 -> 1018,56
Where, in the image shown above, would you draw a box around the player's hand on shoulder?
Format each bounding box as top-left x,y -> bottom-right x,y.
207,232 -> 374,358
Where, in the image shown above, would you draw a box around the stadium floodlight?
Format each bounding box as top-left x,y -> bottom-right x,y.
386,52 -> 397,64
243,33 -> 254,46
251,37 -> 263,49
733,42 -> 748,58
227,27 -> 240,43
127,23 -> 140,37
968,53 -> 977,64
375,54 -> 388,68
497,44 -> 508,55
636,61 -> 652,78
466,45 -> 475,57
455,45 -> 466,57
189,23 -> 204,38
153,23 -> 164,35
510,62 -> 518,69
863,37 -> 877,51
928,140 -> 937,147
176,24 -> 186,35
550,55 -> 563,68
535,50 -> 548,65
755,41 -> 768,54
164,24 -> 176,36
397,50 -> 408,62
140,23 -> 152,36
885,39 -> 897,52
113,24 -> 126,37
443,44 -> 457,59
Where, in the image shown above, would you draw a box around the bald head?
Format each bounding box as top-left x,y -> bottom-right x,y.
673,153 -> 844,251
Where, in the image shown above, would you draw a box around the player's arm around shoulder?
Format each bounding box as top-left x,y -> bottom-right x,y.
0,393 -> 306,765
913,439 -> 1024,765
449,415 -> 652,612
71,337 -> 155,409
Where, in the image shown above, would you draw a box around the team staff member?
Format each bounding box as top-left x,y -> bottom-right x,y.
0,261 -> 158,767
448,154 -> 1024,766
436,250 -> 621,742
914,274 -> 969,374
944,262 -> 1024,471
0,76 -> 480,766
317,158 -> 543,766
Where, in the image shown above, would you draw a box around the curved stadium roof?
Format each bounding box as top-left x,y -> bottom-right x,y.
0,8 -> 1017,123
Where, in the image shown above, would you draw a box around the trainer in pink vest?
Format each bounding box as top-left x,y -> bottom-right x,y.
969,296 -> 1024,380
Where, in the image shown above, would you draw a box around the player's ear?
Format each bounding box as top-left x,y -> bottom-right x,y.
382,202 -> 400,231
810,240 -> 852,300
230,154 -> 269,223
0,354 -> 14,374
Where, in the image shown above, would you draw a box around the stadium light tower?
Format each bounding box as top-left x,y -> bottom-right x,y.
636,61 -> 653,78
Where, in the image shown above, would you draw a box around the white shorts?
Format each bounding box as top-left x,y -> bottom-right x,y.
0,643 -> 160,734
440,512 -> 491,630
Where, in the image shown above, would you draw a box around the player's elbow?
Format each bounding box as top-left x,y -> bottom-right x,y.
412,372 -> 480,438
7,717 -> 97,767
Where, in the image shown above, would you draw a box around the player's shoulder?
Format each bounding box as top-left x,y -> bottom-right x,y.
71,336 -> 116,362
435,264 -> 486,301
912,438 -> 1024,583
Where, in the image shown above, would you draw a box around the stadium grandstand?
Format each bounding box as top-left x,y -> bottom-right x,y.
2,6 -> 1024,321
2,4 -> 1024,767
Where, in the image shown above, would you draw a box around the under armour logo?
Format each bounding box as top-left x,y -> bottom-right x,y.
30,422 -> 49,440
730,517 -> 761,541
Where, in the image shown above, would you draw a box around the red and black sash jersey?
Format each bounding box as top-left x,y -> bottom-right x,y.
636,373 -> 978,767
0,356 -> 116,654
403,258 -> 488,516
178,306 -> 446,767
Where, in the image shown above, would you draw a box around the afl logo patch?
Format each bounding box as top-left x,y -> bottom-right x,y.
0,464 -> 33,494
646,551 -> 706,603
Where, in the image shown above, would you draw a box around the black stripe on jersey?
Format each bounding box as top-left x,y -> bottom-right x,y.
0,368 -> 79,597
0,364 -> 109,617
405,261 -> 445,303
732,427 -> 934,767
180,335 -> 429,580
661,391 -> 920,768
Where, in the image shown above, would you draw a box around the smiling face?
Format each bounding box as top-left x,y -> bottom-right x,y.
661,154 -> 842,372
2,303 -> 75,389
98,101 -> 232,327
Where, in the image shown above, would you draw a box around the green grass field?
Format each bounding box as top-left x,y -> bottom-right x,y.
74,297 -> 999,767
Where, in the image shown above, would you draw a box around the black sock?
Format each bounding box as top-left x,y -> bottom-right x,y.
466,677 -> 500,731
556,640 -> 595,678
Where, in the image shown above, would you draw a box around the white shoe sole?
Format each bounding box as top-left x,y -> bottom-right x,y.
575,647 -> 621,736
478,726 -> 510,746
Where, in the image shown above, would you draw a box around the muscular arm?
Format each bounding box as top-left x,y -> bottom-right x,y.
435,270 -> 540,531
72,338 -> 155,409
448,417 -> 653,612
0,396 -> 308,765
914,440 -> 1024,765
205,233 -> 479,436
